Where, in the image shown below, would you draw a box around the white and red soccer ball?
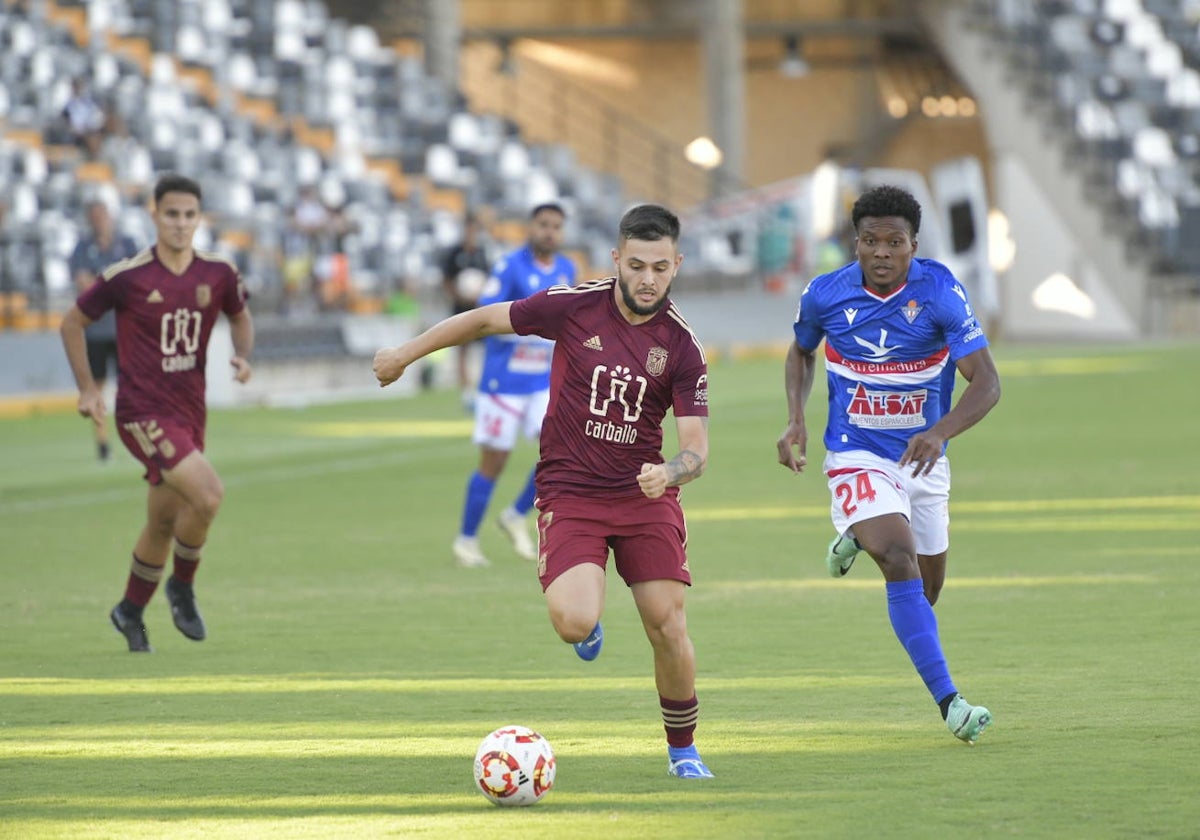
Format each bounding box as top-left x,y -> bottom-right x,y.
473,725 -> 556,806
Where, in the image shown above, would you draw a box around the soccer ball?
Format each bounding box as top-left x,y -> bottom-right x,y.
473,725 -> 556,806
455,267 -> 487,303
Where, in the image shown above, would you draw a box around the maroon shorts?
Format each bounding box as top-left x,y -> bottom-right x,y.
534,493 -> 691,591
116,416 -> 204,485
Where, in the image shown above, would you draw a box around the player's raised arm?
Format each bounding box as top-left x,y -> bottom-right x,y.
373,301 -> 516,387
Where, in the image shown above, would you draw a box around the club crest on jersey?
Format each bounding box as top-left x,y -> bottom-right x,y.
902,299 -> 922,324
646,346 -> 668,376
196,284 -> 212,308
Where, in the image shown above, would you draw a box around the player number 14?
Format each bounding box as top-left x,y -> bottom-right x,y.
834,472 -> 877,516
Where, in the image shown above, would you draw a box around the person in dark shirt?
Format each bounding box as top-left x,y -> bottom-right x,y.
68,199 -> 139,461
440,212 -> 491,400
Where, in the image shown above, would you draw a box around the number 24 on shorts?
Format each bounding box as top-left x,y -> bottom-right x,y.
834,472 -> 878,516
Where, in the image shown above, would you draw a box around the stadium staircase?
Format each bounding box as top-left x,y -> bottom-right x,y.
921,0 -> 1200,334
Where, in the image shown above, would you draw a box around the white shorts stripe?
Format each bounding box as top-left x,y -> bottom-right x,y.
473,389 -> 550,450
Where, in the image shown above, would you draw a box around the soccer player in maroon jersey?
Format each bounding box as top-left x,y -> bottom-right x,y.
60,173 -> 254,653
374,204 -> 715,779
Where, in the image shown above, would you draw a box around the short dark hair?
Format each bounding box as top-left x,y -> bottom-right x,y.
618,203 -> 681,243
851,185 -> 921,236
153,173 -> 203,206
529,202 -> 565,219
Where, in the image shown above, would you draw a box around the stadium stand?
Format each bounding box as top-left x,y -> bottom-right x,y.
5,0 -> 1196,345
974,0 -> 1200,275
0,0 -> 622,330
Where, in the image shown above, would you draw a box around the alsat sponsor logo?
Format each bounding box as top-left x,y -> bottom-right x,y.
844,384 -> 928,428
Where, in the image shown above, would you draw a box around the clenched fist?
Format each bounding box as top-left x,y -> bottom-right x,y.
373,347 -> 408,387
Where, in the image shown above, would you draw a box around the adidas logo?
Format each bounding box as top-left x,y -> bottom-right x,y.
583,335 -> 603,351
147,289 -> 164,303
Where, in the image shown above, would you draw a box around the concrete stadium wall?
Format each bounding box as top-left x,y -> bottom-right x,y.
0,316 -> 424,414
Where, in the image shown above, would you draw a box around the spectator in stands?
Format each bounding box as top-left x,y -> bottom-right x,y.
281,185 -> 329,315
0,198 -> 12,327
314,201 -> 356,312
291,185 -> 330,242
282,186 -> 356,313
440,211 -> 492,402
59,173 -> 255,653
69,199 -> 140,461
61,77 -> 108,160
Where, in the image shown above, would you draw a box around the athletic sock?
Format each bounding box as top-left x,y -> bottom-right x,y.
886,578 -> 957,704
661,694 -> 699,748
124,553 -> 164,607
459,471 -> 495,538
512,467 -> 537,516
938,693 -> 958,720
172,538 -> 202,583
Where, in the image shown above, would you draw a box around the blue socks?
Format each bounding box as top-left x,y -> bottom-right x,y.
886,578 -> 956,704
513,467 -> 537,516
573,622 -> 604,661
460,471 -> 495,538
461,467 -> 536,536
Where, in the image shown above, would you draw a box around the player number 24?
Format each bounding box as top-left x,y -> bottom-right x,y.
834,472 -> 877,516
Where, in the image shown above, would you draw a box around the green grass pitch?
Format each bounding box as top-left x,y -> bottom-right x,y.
1,342 -> 1198,839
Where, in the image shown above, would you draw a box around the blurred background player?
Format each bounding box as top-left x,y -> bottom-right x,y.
59,173 -> 255,653
68,198 -> 139,461
374,203 -> 714,779
440,210 -> 492,407
452,202 -> 576,568
776,184 -> 1001,745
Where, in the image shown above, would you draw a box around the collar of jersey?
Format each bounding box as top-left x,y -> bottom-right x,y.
855,256 -> 924,299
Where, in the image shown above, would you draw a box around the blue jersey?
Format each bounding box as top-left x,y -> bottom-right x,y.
477,245 -> 576,395
792,257 -> 988,462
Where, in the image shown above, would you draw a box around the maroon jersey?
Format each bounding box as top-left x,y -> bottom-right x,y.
509,277 -> 708,501
76,247 -> 248,428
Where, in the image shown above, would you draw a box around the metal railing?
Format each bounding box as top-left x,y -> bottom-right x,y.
460,42 -> 743,212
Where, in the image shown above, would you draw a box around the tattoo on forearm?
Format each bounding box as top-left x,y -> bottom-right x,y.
665,449 -> 706,486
